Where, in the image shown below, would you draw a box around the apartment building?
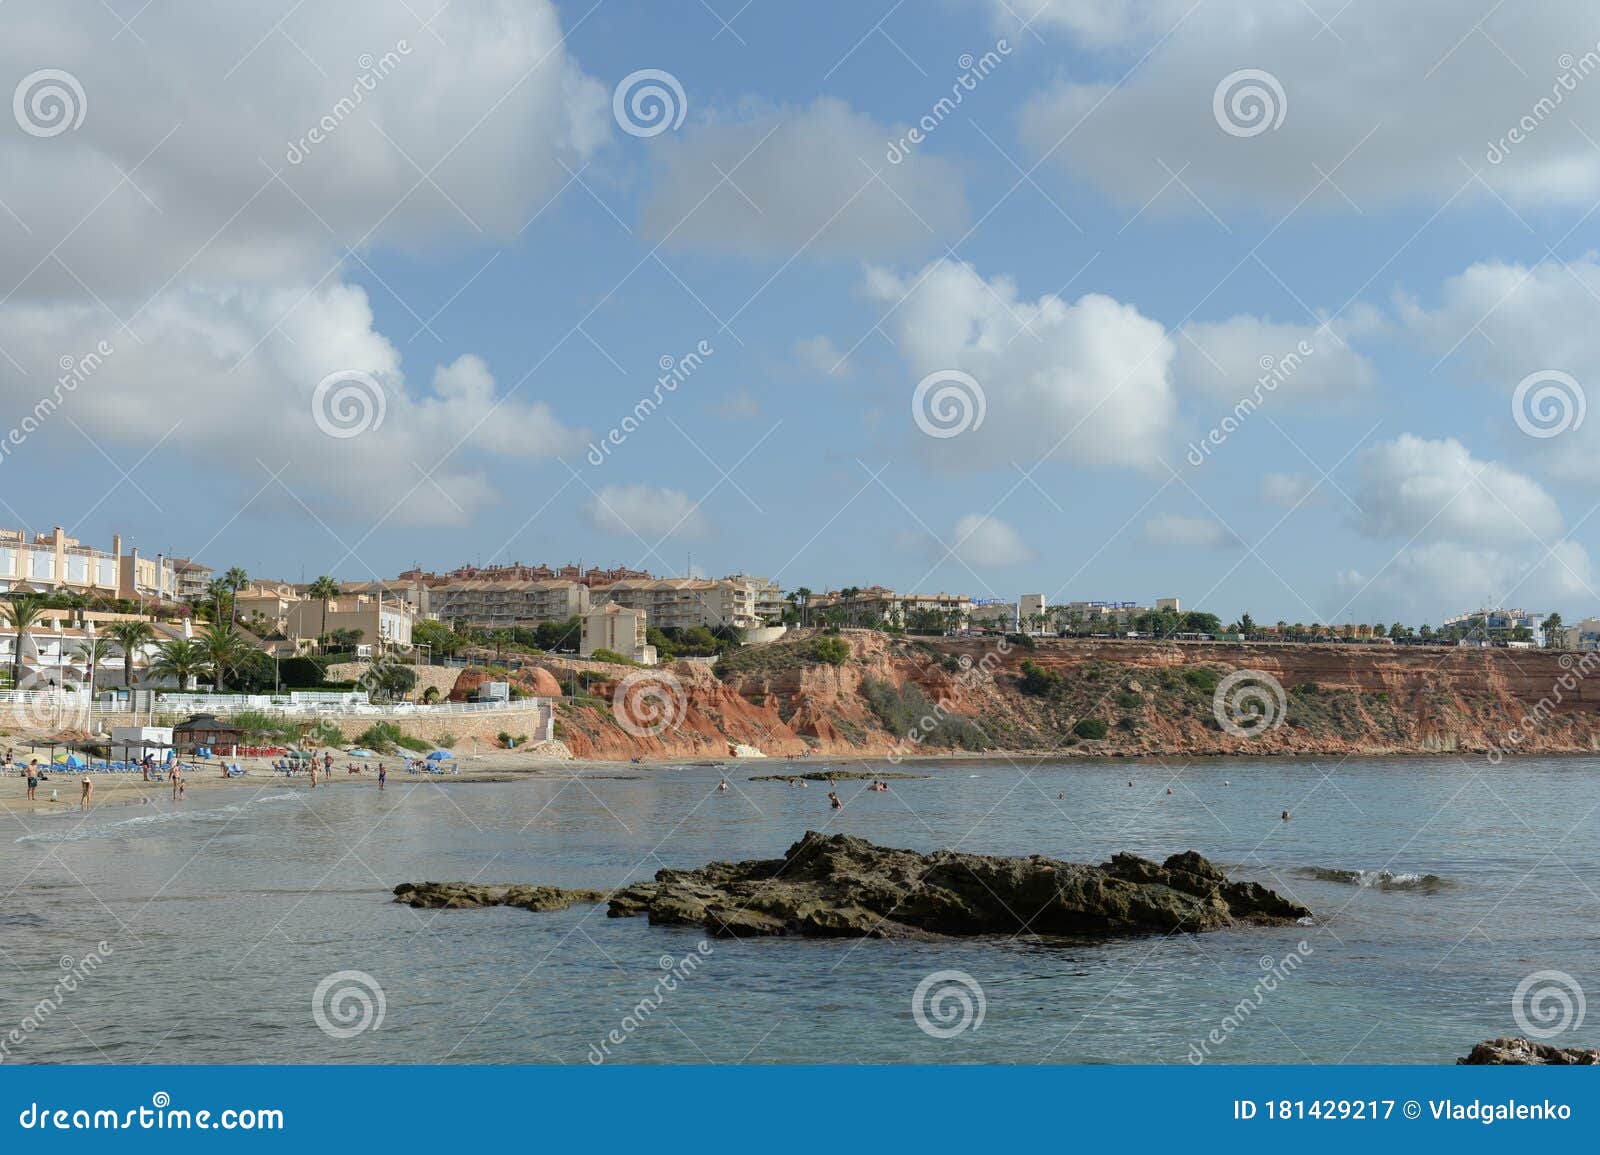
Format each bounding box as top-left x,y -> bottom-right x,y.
233,584 -> 415,649
1061,597 -> 1182,630
592,576 -> 781,631
0,526 -> 178,602
580,603 -> 656,665
968,600 -> 1017,630
1443,607 -> 1547,645
170,557 -> 214,602
809,587 -> 974,629
398,561 -> 654,589
427,579 -> 590,630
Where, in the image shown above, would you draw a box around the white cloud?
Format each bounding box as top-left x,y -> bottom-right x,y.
1353,435 -> 1564,545
1015,2 -> 1600,212
1174,315 -> 1374,400
1336,540 -> 1594,622
948,514 -> 1035,567
1398,258 -> 1600,484
582,484 -> 708,539
711,389 -> 761,419
1260,472 -> 1323,507
0,0 -> 608,301
868,258 -> 1176,471
1143,513 -> 1238,549
639,97 -> 966,257
0,284 -> 586,526
792,335 -> 853,377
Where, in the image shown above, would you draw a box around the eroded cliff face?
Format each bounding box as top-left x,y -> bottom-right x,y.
541,630 -> 1600,762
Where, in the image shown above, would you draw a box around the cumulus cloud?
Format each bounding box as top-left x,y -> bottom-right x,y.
868,259 -> 1176,471
639,97 -> 966,257
1015,1 -> 1600,212
0,284 -> 586,525
1398,258 -> 1600,483
581,484 -> 708,539
1143,513 -> 1239,549
0,0 -> 609,301
1352,435 -> 1564,545
1336,540 -> 1595,622
948,514 -> 1035,567
792,335 -> 853,377
1260,472 -> 1323,507
1174,315 -> 1374,400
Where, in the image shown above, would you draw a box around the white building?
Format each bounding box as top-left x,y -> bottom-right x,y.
580,603 -> 657,665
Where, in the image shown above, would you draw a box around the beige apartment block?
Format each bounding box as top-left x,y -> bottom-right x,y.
580,602 -> 656,664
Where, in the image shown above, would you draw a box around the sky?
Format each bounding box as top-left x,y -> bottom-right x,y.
3,0 -> 1600,628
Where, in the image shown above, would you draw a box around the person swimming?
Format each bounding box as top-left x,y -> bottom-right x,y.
718,777 -> 729,792
828,791 -> 842,809
1281,809 -> 1290,820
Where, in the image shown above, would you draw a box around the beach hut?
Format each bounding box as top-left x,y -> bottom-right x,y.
172,713 -> 243,757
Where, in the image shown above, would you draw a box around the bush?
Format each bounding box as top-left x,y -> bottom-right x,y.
1183,667 -> 1220,694
590,648 -> 636,665
1004,632 -> 1035,650
353,722 -> 427,753
1017,659 -> 1062,697
302,719 -> 344,747
278,655 -> 328,688
860,678 -> 987,751
435,732 -> 458,749
1073,717 -> 1108,740
811,636 -> 851,666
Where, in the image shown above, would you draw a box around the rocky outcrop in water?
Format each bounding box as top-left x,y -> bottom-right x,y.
394,832 -> 1310,940
1458,1037 -> 1600,1065
393,881 -> 607,912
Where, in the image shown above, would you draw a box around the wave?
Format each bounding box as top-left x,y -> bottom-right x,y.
15,791 -> 300,845
1295,865 -> 1451,893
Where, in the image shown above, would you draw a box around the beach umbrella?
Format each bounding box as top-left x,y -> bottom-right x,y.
426,750 -> 453,760
63,753 -> 85,769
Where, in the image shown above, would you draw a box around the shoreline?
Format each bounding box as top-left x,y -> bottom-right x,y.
8,742 -> 1594,818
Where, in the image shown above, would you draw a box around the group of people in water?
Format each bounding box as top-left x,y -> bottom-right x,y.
715,770 -> 894,810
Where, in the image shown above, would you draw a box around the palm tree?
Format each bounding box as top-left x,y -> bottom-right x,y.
1,593 -> 50,689
197,623 -> 249,691
307,576 -> 341,646
107,620 -> 156,690
204,578 -> 232,623
72,635 -> 115,693
151,638 -> 209,690
222,567 -> 248,623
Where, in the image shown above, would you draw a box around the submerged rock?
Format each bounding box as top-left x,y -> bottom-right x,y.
395,831 -> 1310,940
1458,1037 -> 1600,1065
392,881 -> 608,912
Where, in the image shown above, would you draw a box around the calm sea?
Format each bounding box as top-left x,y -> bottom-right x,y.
2,757 -> 1596,1064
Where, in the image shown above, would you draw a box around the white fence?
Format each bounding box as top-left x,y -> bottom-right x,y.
1,690 -> 550,724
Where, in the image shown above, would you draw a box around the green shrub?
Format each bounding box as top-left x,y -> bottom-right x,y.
1073,717 -> 1108,740
435,732 -> 458,749
1017,659 -> 1062,697
353,722 -> 427,753
1005,632 -> 1035,650
811,636 -> 851,666
590,648 -> 637,665
860,678 -> 987,751
278,655 -> 327,688
1183,667 -> 1220,694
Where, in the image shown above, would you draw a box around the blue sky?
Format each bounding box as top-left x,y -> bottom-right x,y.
5,0 -> 1600,627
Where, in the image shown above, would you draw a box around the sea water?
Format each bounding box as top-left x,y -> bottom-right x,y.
1,757 -> 1595,1064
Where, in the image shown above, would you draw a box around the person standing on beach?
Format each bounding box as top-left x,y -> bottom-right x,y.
171,763 -> 183,801
378,763 -> 386,791
80,777 -> 94,809
25,760 -> 39,801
